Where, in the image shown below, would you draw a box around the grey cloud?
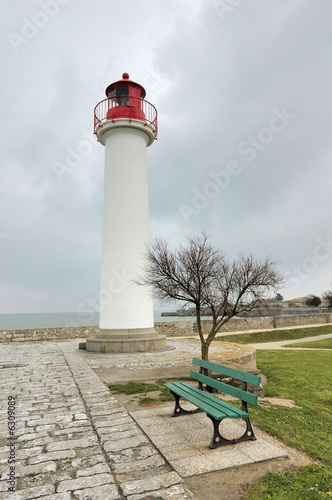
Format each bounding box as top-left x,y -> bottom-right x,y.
1,0 -> 331,313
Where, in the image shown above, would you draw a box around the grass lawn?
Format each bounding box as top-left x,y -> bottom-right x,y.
244,349 -> 332,499
284,338 -> 332,349
214,324 -> 332,344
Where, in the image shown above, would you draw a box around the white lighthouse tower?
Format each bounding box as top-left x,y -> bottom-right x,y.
86,73 -> 166,353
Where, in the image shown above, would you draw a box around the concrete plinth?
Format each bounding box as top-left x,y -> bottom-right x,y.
85,328 -> 167,353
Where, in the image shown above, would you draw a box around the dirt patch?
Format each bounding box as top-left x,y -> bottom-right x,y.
260,397 -> 301,409
111,391 -> 166,412
95,365 -> 191,385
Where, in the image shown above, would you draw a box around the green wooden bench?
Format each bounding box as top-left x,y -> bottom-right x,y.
164,357 -> 261,449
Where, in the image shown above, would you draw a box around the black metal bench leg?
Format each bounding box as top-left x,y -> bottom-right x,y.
241,416 -> 256,442
240,398 -> 256,442
170,391 -> 201,417
207,415 -> 233,448
207,415 -> 256,449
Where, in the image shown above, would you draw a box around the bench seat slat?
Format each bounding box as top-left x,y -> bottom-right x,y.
192,357 -> 261,387
165,382 -> 214,415
179,382 -> 248,418
165,381 -> 249,420
165,382 -> 240,419
190,371 -> 258,406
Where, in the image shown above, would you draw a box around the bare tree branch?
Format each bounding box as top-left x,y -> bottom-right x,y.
322,289 -> 332,309
137,232 -> 284,360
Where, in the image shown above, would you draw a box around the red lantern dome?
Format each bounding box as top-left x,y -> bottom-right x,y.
94,73 -> 158,138
105,72 -> 146,121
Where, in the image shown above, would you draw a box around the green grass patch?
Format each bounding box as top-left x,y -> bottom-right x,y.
108,381 -> 174,405
245,464 -> 332,499
285,338 -> 332,349
215,324 -> 332,344
243,349 -> 332,499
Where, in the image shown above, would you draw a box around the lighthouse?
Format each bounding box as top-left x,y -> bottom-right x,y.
86,73 -> 166,353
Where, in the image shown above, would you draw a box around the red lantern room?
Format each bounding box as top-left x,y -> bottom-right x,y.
94,72 -> 158,138
105,72 -> 145,120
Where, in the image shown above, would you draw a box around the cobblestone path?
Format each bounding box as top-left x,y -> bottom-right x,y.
0,342 -> 194,499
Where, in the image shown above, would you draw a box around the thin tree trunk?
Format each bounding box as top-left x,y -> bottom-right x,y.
196,306 -> 204,346
201,341 -> 209,361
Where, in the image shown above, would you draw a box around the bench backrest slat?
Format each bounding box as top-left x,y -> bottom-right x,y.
190,370 -> 258,406
192,358 -> 261,387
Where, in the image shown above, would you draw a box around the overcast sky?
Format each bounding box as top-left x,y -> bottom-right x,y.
1,0 -> 331,314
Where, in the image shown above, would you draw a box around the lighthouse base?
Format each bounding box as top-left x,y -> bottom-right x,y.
85,328 -> 167,353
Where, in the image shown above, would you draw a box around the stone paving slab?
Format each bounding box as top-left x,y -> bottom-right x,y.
130,406 -> 288,478
0,341 -> 194,499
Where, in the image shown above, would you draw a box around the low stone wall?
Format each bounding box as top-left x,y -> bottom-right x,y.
273,313 -> 332,328
0,323 -> 193,343
154,321 -> 192,337
0,326 -> 98,343
195,312 -> 332,335
194,316 -> 274,335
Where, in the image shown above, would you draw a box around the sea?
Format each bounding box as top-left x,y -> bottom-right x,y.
0,311 -> 194,331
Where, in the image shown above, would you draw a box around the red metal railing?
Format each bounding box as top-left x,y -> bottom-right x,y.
94,96 -> 158,138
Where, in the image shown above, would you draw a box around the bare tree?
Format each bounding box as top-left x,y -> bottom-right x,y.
139,232 -> 284,360
322,289 -> 332,309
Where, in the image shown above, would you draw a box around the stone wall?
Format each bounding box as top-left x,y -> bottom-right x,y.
0,326 -> 98,343
154,321 -> 192,337
194,316 -> 274,334
0,324 -> 193,343
195,312 -> 332,335
273,313 -> 332,328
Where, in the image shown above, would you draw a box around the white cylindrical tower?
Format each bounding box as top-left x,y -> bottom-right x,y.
86,73 -> 166,353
